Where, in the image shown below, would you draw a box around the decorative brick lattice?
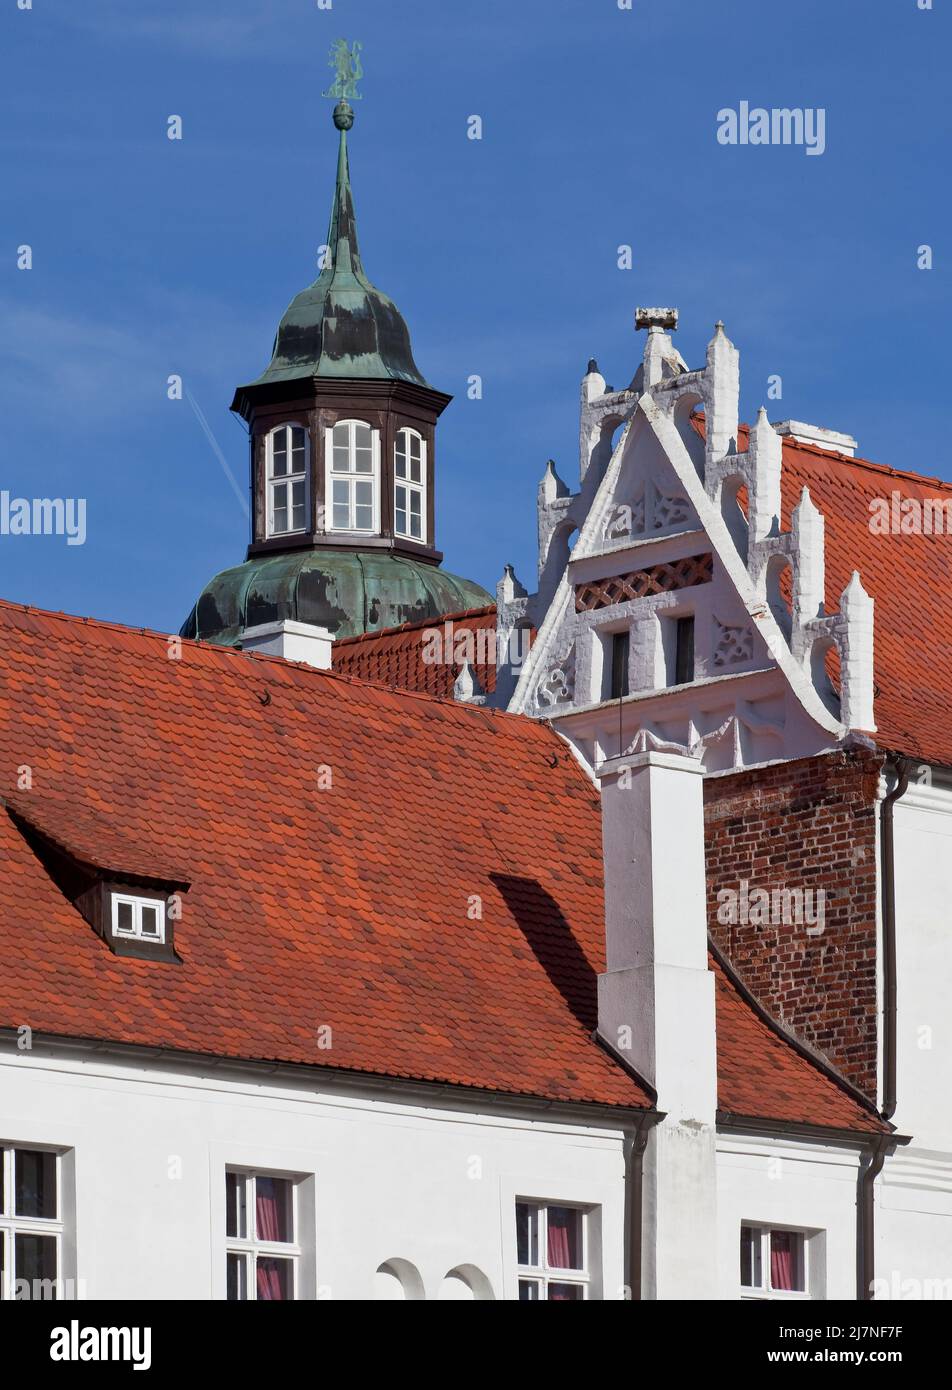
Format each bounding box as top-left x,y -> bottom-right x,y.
575,553 -> 713,613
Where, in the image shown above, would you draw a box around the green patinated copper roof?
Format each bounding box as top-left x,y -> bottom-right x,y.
238,106 -> 430,393
180,549 -> 492,646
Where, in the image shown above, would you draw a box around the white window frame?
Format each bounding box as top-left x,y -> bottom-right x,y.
740,1222 -> 811,1300
265,423 -> 309,538
0,1145 -> 63,1301
515,1199 -> 590,1300
111,892 -> 167,944
393,426 -> 427,544
225,1168 -> 302,1301
324,418 -> 380,534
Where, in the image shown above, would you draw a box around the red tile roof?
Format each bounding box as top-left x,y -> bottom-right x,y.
333,605 -> 500,698
0,598 -> 881,1129
694,415 -> 952,766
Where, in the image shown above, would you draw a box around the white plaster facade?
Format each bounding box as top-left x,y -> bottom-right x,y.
0,1041 -> 875,1301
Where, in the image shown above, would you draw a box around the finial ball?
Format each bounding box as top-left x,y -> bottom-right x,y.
333,100 -> 354,131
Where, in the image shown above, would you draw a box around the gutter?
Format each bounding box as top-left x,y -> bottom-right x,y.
880,754 -> 909,1121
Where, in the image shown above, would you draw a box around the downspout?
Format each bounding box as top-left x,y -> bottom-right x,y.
880,754 -> 909,1121
857,1135 -> 890,1299
624,1114 -> 653,1300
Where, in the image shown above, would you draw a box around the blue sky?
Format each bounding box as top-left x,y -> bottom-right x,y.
0,0 -> 948,632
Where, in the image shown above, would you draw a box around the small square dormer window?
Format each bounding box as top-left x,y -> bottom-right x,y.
111,892 -> 166,944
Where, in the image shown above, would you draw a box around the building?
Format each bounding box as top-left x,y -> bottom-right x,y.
1,98 -> 949,1302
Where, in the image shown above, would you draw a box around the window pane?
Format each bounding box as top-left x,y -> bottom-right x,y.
546,1206 -> 582,1270
140,905 -> 160,938
226,1251 -> 249,1301
332,503 -> 350,529
255,1176 -> 292,1243
547,1282 -> 584,1301
14,1234 -> 57,1299
354,449 -> 373,473
395,446 -> 407,478
741,1226 -> 762,1288
289,427 -> 306,465
116,900 -> 134,935
518,1278 -> 541,1300
770,1231 -> 804,1292
291,479 -> 306,532
226,1172 -> 247,1240
395,509 -> 408,536
256,1256 -> 292,1301
272,481 -> 288,534
272,431 -> 288,477
332,445 -> 351,471
355,480 -> 373,506
353,423 -> 372,450
516,1202 -> 538,1267
355,505 -> 373,530
332,422 -> 349,446
15,1150 -> 56,1219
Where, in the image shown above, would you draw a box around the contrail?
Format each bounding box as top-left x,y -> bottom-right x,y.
186,389 -> 250,519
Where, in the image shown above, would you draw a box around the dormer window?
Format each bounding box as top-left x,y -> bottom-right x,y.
394,427 -> 426,543
325,420 -> 378,533
267,425 -> 308,537
112,892 -> 167,944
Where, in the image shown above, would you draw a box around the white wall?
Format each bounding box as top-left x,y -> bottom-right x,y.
717,1133 -> 863,1300
0,1045 -> 628,1301
878,781 -> 952,1294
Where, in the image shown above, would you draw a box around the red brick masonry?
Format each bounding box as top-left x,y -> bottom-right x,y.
705,749 -> 882,1100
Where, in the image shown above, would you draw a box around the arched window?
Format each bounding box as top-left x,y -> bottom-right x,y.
326,420 -> 378,533
394,427 -> 426,543
266,424 -> 308,537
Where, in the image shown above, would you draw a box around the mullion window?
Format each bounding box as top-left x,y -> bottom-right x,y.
0,1147 -> 62,1300
394,428 -> 426,542
267,425 -> 308,537
225,1170 -> 300,1301
740,1223 -> 808,1297
516,1200 -> 589,1300
327,420 -> 377,533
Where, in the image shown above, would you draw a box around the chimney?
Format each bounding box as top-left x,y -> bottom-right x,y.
596,749 -> 719,1298
240,619 -> 334,670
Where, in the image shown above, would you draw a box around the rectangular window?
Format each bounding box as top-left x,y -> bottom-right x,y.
740,1224 -> 808,1297
267,425 -> 308,537
674,614 -> 695,685
0,1147 -> 62,1300
111,892 -> 166,944
516,1200 -> 589,1300
394,430 -> 426,542
326,421 -> 378,533
609,629 -> 630,700
225,1170 -> 301,1301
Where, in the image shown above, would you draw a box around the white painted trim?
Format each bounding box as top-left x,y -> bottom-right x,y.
324,418 -> 380,535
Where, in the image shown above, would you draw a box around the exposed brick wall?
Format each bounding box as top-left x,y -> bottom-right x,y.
704,749 -> 882,1100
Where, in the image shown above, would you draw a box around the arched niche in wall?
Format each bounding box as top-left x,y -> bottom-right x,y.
765,553 -> 793,642
590,416 -> 625,482
437,1264 -> 495,1301
373,1258 -> 426,1301
673,396 -> 706,478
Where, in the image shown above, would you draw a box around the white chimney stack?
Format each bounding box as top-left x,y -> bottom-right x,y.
241,619 -> 334,670
596,749 -> 719,1298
